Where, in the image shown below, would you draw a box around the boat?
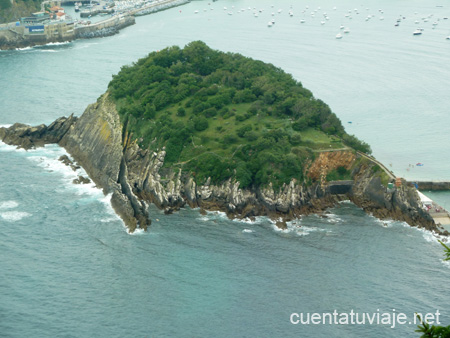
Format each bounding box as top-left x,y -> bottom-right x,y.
343,28 -> 350,33
413,29 -> 422,35
300,19 -> 305,23
336,33 -> 343,39
416,163 -> 424,166
446,36 -> 450,40
268,21 -> 273,27
75,5 -> 80,12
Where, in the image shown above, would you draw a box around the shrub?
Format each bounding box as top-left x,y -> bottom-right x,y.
193,116 -> 208,131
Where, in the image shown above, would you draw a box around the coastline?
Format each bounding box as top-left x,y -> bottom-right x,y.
0,93 -> 447,237
0,0 -> 190,50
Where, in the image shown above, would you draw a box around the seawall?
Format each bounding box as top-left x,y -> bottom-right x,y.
75,15 -> 135,39
0,0 -> 189,50
412,181 -> 450,191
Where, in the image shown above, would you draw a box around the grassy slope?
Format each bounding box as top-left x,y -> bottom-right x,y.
108,41 -> 372,190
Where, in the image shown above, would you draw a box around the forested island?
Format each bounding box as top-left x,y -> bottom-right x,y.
109,41 -> 371,190
0,41 -> 445,236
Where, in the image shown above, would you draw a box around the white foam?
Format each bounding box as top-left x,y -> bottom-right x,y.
26,146 -> 102,197
0,140 -> 25,152
324,212 -> 342,223
242,229 -> 254,233
441,260 -> 450,269
127,227 -> 146,235
36,41 -> 71,47
15,47 -> 32,51
0,124 -> 12,128
271,217 -> 331,237
233,217 -> 259,224
338,199 -> 352,204
0,200 -> 19,209
0,211 -> 31,222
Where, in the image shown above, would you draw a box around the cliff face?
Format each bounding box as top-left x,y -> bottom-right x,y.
0,95 -> 446,236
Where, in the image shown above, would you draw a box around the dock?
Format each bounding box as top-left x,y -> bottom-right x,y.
354,151 -> 450,231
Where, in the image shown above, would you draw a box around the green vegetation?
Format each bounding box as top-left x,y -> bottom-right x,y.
0,0 -> 42,23
413,243 -> 450,337
109,41 -> 371,189
441,240 -> 450,261
326,166 -> 352,181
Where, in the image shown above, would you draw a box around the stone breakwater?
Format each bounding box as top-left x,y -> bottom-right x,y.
0,0 -> 189,50
0,94 -> 446,236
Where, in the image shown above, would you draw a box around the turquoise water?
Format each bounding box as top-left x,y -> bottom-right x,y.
1,0 -> 450,337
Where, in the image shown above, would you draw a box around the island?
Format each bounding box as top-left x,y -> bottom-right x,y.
0,41 -> 446,236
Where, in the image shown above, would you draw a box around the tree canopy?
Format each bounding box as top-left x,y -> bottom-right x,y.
108,41 -> 371,189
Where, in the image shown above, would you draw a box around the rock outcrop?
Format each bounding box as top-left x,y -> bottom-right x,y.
0,94 -> 446,236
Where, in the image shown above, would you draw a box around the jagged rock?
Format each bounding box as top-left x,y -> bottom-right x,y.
73,176 -> 91,185
0,115 -> 77,150
276,221 -> 287,230
1,92 -> 445,236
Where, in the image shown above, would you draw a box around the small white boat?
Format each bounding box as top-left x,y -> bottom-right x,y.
268,21 -> 273,27
194,10 -> 199,14
343,28 -> 350,33
340,25 -> 344,29
413,29 -> 422,35
446,36 -> 450,40
336,33 -> 343,39
300,19 -> 305,23
321,21 -> 325,25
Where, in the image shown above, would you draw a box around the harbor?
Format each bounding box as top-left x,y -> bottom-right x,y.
356,152 -> 450,232
0,0 -> 190,50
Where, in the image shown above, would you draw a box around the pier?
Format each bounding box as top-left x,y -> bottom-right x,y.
0,0 -> 190,50
354,151 -> 450,229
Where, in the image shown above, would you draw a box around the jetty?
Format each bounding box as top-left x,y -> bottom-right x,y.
355,151 -> 450,229
0,0 -> 190,50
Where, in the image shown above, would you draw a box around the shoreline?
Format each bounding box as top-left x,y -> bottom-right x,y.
0,105 -> 448,237
0,0 -> 190,50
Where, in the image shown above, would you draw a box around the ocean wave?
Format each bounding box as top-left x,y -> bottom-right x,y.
35,41 -> 71,47
127,228 -> 146,236
323,212 -> 343,223
0,200 -> 19,209
242,229 -> 254,233
441,260 -> 450,269
0,140 -> 25,152
0,211 -> 31,222
0,124 -> 12,128
270,218 -> 330,237
26,146 -> 102,197
15,47 -> 32,51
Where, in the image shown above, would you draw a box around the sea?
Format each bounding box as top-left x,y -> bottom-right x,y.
1,0 -> 449,337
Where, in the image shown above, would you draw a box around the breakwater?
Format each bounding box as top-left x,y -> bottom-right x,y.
75,15 -> 134,39
0,0 -> 190,50
130,0 -> 190,16
413,181 -> 450,191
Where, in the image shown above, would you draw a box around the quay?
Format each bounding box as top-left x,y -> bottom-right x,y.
355,151 -> 450,230
0,0 -> 190,50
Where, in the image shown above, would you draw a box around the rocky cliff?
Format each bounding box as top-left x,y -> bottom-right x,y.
0,94 -> 446,236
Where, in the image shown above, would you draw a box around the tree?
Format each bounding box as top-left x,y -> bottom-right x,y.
414,241 -> 450,337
